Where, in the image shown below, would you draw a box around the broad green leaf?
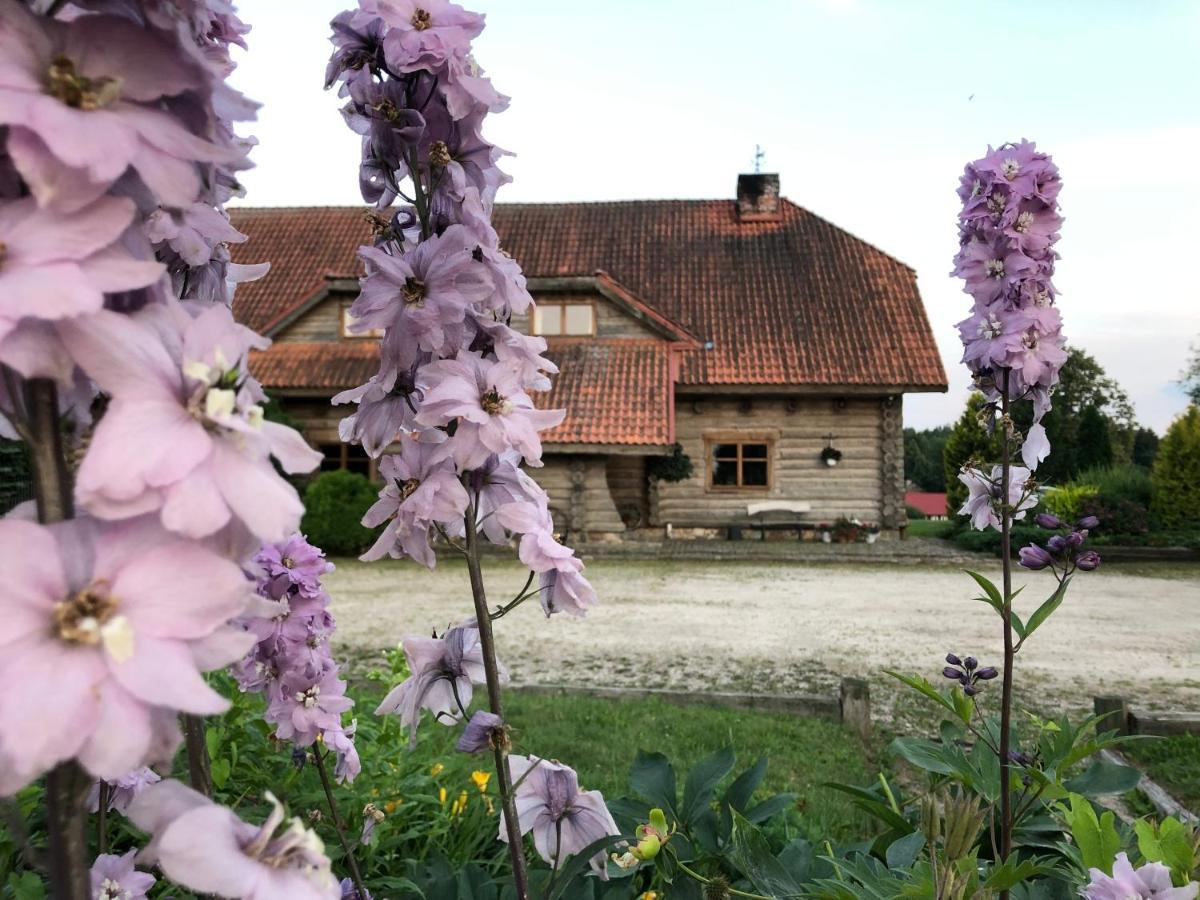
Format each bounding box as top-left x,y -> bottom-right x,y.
884,831 -> 925,869
210,757 -> 232,789
1060,793 -> 1121,873
681,745 -> 735,824
984,856 -> 1059,891
966,570 -> 1004,611
629,751 -> 676,816
823,783 -> 914,835
1064,760 -> 1141,797
1135,817 -> 1198,884
724,756 -> 768,813
744,792 -> 795,825
884,670 -> 964,721
890,736 -> 963,777
728,810 -> 807,898
1022,577 -> 1072,642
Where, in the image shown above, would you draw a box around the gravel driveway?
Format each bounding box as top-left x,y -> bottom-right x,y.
326,556 -> 1200,723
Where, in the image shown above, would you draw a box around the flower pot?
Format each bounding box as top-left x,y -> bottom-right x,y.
821,532 -> 832,543
865,532 -> 879,544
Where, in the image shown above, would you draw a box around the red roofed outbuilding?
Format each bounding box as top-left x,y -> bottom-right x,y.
230,174 -> 947,539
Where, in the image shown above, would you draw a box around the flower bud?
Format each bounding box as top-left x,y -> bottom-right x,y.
1046,535 -> 1067,553
632,833 -> 661,861
945,653 -> 962,666
1076,515 -> 1099,530
1018,544 -> 1054,570
975,667 -> 998,680
648,808 -> 669,836
963,657 -> 978,671
1034,512 -> 1062,529
1064,531 -> 1085,550
456,710 -> 505,754
942,666 -> 962,680
1075,550 -> 1101,571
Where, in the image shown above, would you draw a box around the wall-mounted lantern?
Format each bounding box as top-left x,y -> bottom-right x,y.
820,433 -> 842,467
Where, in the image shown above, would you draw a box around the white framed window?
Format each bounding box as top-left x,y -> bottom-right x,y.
532,301 -> 595,336
340,302 -> 383,339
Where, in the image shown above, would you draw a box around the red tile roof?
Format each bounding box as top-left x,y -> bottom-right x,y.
905,491 -> 949,517
249,341 -> 379,390
538,339 -> 674,446
229,200 -> 947,391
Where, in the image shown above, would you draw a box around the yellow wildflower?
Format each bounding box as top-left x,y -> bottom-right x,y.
438,786 -> 447,805
471,770 -> 491,793
384,799 -> 399,815
430,763 -> 444,777
638,893 -> 659,900
451,790 -> 469,817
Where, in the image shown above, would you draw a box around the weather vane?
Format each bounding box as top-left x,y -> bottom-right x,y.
753,144 -> 765,174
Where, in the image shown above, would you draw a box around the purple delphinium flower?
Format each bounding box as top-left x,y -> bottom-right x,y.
457,710 -> 505,753
126,780 -> 340,900
90,849 -> 156,900
375,621 -> 500,746
88,766 -> 162,814
500,755 -> 620,878
341,874 -> 374,900
1083,852 -> 1198,900
952,140 -> 1065,470
1018,518 -> 1102,578
957,464 -> 1037,532
0,516 -> 253,795
256,533 -> 335,598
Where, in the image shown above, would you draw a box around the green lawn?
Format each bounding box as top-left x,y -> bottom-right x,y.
498,690 -> 876,841
1123,734 -> 1200,812
905,519 -> 957,539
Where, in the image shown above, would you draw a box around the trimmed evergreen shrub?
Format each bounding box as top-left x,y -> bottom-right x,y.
647,442 -> 694,483
1151,405 -> 1200,530
1075,463 -> 1153,509
300,468 -> 382,557
1041,484 -> 1099,522
904,504 -> 928,520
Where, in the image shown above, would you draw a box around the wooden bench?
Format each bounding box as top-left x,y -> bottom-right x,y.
745,500 -> 814,541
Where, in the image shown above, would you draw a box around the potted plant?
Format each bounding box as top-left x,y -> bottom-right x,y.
818,523 -> 832,543
832,516 -> 859,543
863,522 -> 881,544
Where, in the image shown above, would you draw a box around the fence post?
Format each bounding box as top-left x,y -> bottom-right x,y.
840,677 -> 871,740
1094,695 -> 1130,736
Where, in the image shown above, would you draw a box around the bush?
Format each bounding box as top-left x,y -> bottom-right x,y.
1076,463 -> 1153,508
1040,483 -> 1098,522
646,441 -> 694,483
952,522 -> 1042,556
1078,496 -> 1149,535
301,468 -> 382,556
1152,406 -> 1200,530
904,504 -> 927,520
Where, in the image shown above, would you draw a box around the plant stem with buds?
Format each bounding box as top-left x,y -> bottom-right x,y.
998,372 -> 1015,896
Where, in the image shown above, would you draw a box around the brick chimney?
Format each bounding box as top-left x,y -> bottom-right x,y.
736,172 -> 781,222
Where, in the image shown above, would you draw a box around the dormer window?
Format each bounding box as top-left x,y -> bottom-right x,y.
340,301 -> 383,339
532,301 -> 595,337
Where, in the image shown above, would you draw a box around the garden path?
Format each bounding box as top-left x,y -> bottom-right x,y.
327,557 -> 1200,727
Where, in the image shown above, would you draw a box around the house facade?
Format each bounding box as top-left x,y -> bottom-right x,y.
230,174 -> 947,541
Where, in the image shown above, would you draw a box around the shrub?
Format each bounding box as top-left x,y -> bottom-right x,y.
300,468 -> 382,557
1151,406 -> 1200,530
1040,483 -> 1099,522
647,442 -> 694,482
904,504 -> 927,520
1076,463 -> 1153,508
1078,495 -> 1149,535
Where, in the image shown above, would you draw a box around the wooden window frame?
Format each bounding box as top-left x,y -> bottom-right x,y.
531,299 -> 597,337
704,434 -> 775,492
318,441 -> 379,480
340,301 -> 383,340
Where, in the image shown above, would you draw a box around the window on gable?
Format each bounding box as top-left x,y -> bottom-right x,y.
708,440 -> 771,490
340,301 -> 383,339
318,442 -> 376,479
532,301 -> 595,336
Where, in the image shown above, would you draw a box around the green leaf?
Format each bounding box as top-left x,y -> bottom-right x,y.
1022,577 -> 1072,642
724,756 -> 768,813
728,810 -> 807,898
1135,817 -> 1197,884
966,570 -> 1004,614
681,745 -> 735,824
983,856 -> 1059,891
884,670 -> 964,721
1064,760 -> 1141,797
210,757 -> 232,789
884,831 -> 925,869
951,686 -> 976,726
6,871 -> 46,900
889,737 -> 961,777
1060,793 -> 1121,873
744,793 -> 795,825
629,751 -> 676,817
543,834 -> 634,900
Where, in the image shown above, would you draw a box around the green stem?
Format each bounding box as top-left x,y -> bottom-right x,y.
314,748 -> 369,900
674,858 -> 773,900
998,371 -> 1015,895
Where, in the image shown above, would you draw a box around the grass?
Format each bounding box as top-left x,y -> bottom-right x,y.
498,690 -> 877,841
905,519 -> 957,539
1122,734 -> 1200,812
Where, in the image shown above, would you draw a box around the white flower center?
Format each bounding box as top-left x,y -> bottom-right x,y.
977,315 -> 1003,340
98,878 -> 131,900
1014,211 -> 1034,234
297,686 -> 321,708
1000,157 -> 1020,179
984,259 -> 1005,279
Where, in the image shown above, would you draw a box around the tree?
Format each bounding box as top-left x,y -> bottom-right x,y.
1151,405 -> 1200,530
905,425 -> 951,492
1075,404 -> 1114,472
1132,427 -> 1159,469
943,393 -> 1004,516
1180,341 -> 1200,405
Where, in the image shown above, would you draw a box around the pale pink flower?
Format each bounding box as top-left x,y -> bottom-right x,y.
957,464 -> 1037,531
1083,852 -> 1197,900
66,303 -> 320,542
127,780 -> 340,900
0,516 -> 253,793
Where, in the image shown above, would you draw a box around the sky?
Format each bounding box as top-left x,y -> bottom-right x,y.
230,0 -> 1200,432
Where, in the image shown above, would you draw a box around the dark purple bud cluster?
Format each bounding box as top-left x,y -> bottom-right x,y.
1018,513 -> 1101,576
942,653 -> 999,696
